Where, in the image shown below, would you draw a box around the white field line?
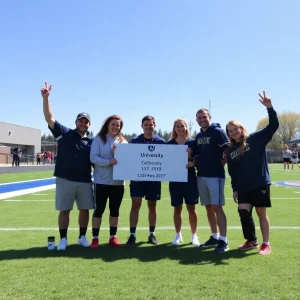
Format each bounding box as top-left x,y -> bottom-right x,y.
0,177 -> 55,186
0,226 -> 299,231
0,185 -> 55,200
3,197 -> 300,202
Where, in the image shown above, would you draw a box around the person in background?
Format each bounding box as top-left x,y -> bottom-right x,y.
12,147 -> 18,167
37,153 -> 41,165
226,91 -> 279,256
291,148 -> 299,169
282,145 -> 291,171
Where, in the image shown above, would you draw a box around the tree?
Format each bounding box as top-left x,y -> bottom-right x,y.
256,111 -> 300,150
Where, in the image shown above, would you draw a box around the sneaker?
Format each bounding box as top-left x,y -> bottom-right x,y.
109,236 -> 122,247
171,233 -> 183,245
200,235 -> 219,248
148,233 -> 159,245
238,240 -> 258,251
214,239 -> 229,253
57,238 -> 68,251
90,237 -> 99,249
78,235 -> 91,247
191,235 -> 200,247
125,234 -> 136,247
259,243 -> 271,255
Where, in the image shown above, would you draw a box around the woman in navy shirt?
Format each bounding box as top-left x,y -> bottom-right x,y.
167,119 -> 200,247
226,91 -> 279,255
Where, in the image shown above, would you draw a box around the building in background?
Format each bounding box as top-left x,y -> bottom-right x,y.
0,121 -> 41,164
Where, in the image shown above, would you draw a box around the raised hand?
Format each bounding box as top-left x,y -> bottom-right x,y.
258,91 -> 272,108
41,81 -> 52,99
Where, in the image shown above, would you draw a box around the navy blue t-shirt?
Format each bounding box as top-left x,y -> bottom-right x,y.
167,138 -> 196,181
227,107 -> 279,195
194,123 -> 229,178
49,121 -> 93,183
130,134 -> 166,145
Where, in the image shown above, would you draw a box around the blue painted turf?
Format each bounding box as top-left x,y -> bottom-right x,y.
0,178 -> 55,193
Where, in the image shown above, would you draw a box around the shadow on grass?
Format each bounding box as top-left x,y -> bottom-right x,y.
0,242 -> 257,265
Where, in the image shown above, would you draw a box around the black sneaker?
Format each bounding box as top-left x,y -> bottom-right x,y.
125,234 -> 136,247
200,235 -> 219,248
148,233 -> 159,245
214,239 -> 229,253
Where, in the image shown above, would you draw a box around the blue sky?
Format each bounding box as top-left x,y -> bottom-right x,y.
1,0 -> 299,136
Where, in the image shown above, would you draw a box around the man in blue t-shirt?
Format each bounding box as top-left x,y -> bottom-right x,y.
41,81 -> 94,251
194,108 -> 229,253
125,115 -> 166,247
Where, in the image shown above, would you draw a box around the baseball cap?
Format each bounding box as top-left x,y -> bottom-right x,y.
76,112 -> 91,122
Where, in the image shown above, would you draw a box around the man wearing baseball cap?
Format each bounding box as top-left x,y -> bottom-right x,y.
41,81 -> 94,251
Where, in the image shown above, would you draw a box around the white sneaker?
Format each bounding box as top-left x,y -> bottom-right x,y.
171,233 -> 183,245
78,235 -> 91,247
191,235 -> 200,247
57,238 -> 68,251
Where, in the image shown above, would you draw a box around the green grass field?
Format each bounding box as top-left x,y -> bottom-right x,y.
0,164 -> 300,300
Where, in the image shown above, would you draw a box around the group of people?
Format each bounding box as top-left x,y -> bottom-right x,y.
41,82 -> 279,256
282,145 -> 299,170
36,151 -> 56,165
11,147 -> 22,167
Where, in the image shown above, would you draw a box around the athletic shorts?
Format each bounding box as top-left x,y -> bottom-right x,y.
238,185 -> 271,207
130,181 -> 161,201
197,177 -> 225,206
283,158 -> 291,163
55,177 -> 95,211
169,180 -> 198,207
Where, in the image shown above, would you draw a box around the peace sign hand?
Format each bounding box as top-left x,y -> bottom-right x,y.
258,91 -> 272,108
41,81 -> 52,99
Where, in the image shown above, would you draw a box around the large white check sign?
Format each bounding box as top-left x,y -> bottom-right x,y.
113,144 -> 188,182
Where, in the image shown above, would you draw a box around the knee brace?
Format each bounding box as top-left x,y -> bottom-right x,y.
238,209 -> 251,220
238,209 -> 256,241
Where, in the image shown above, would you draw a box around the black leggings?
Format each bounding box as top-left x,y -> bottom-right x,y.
93,184 -> 124,218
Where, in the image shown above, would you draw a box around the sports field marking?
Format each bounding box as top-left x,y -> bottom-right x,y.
0,226 -> 299,231
3,197 -> 300,202
0,185 -> 55,200
0,177 -> 54,186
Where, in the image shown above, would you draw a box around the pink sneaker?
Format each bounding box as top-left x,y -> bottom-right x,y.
109,236 -> 122,247
238,240 -> 259,251
90,237 -> 99,248
259,243 -> 271,255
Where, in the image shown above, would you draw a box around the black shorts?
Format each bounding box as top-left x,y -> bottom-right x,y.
130,181 -> 161,201
283,158 -> 290,163
238,185 -> 271,207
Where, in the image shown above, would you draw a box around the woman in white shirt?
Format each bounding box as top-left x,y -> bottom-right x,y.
90,115 -> 127,248
282,145 -> 291,171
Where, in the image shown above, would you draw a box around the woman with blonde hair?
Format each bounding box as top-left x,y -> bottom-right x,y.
226,91 -> 279,255
167,118 -> 200,247
90,115 -> 127,248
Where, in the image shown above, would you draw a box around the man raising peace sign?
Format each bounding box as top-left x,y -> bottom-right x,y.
41,82 -> 94,251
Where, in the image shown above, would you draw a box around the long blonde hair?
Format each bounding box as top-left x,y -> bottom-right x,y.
226,120 -> 248,156
169,118 -> 191,141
